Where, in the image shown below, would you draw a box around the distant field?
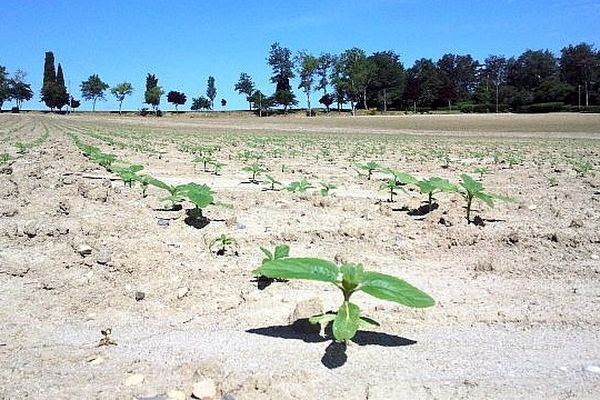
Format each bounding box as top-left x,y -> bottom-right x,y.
64,111 -> 600,139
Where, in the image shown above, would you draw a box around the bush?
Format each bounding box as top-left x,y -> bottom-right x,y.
577,105 -> 600,113
459,102 -> 474,113
306,109 -> 316,117
139,107 -> 150,116
518,102 -> 564,113
11,107 -> 19,114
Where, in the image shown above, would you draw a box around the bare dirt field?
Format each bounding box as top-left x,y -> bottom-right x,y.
1,112 -> 599,399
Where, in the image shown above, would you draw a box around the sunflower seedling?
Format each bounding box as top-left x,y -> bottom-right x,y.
111,164 -> 144,187
285,178 -> 314,193
320,182 -> 337,197
417,177 -> 458,212
355,161 -> 380,180
379,168 -> 418,202
193,155 -> 215,172
264,174 -> 282,191
0,153 -> 12,165
459,174 -> 510,224
473,166 -> 490,180
571,160 -> 593,177
255,244 -> 290,289
254,255 -> 434,343
242,163 -> 266,183
209,234 -> 238,256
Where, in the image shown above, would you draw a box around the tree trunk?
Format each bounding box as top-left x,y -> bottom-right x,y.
585,81 -> 589,107
306,92 -> 311,117
383,88 -> 387,112
448,99 -> 452,112
93,98 -> 96,112
362,88 -> 368,110
496,84 -> 499,113
119,101 -> 123,116
351,100 -> 356,116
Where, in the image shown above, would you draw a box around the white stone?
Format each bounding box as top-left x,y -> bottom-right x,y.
167,390 -> 186,400
177,287 -> 190,299
191,379 -> 217,399
125,373 -> 145,386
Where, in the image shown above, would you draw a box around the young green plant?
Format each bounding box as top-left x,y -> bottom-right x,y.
254,253 -> 435,343
459,174 -> 509,224
320,182 -> 337,197
285,178 -> 314,193
242,163 -> 266,183
417,177 -> 458,212
209,234 -> 238,256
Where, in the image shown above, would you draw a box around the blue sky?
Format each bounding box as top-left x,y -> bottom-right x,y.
1,0 -> 598,111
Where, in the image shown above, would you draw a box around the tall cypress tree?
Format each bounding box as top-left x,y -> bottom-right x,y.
41,51 -> 57,109
55,63 -> 69,110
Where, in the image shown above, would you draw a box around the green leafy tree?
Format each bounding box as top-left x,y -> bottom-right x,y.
234,72 -> 255,110
482,55 -> 509,112
316,53 -> 334,95
55,63 -> 69,110
9,69 -> 34,110
80,74 -> 109,112
41,51 -> 56,109
191,96 -> 211,111
110,82 -> 134,115
370,50 -> 405,112
144,73 -> 163,113
560,42 -> 599,107
206,76 -> 217,109
296,51 -> 319,116
404,58 -> 440,110
333,48 -> 373,115
268,42 -> 297,112
167,90 -> 187,111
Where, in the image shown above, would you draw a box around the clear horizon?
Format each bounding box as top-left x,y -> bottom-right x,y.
1,0 -> 598,111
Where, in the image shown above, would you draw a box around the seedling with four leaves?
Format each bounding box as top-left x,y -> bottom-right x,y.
242,163 -> 266,183
254,252 -> 435,343
355,161 -> 381,180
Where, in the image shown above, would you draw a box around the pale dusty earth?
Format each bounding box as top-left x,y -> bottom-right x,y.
1,112 -> 599,399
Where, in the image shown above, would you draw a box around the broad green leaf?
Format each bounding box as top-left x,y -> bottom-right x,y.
429,177 -> 458,193
460,174 -> 482,193
332,302 -> 361,342
417,179 -> 436,194
185,184 -> 214,209
473,191 -> 495,208
254,257 -> 339,282
360,271 -> 435,308
147,177 -> 171,191
129,164 -> 144,173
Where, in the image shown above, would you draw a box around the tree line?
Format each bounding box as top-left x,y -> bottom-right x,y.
235,41 -> 600,115
1,43 -> 598,114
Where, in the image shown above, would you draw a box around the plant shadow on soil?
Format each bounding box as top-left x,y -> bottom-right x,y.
247,319 -> 416,369
407,202 -> 439,216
